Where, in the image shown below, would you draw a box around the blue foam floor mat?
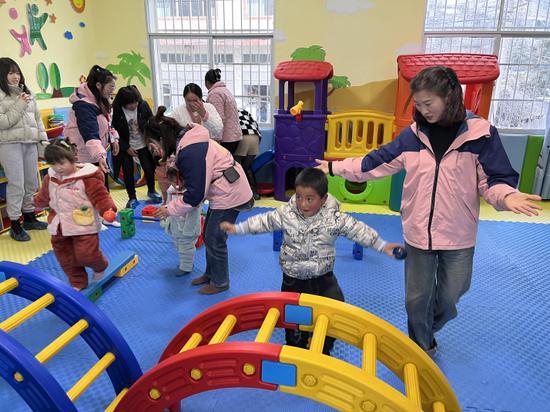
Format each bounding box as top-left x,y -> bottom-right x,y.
0,207 -> 549,411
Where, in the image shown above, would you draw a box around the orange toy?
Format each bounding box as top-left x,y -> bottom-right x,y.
102,209 -> 116,223
141,205 -> 159,223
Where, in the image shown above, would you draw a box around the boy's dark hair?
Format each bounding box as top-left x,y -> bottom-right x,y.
205,68 -> 222,85
113,85 -> 142,109
44,138 -> 77,164
183,83 -> 204,100
0,57 -> 30,95
409,66 -> 466,126
86,65 -> 116,117
295,168 -> 328,197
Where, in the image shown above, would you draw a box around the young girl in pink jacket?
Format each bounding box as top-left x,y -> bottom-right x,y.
149,107 -> 253,295
317,66 -> 542,356
34,139 -> 117,291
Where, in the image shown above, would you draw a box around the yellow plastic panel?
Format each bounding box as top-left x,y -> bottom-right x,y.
325,111 -> 395,160
297,294 -> 461,412
279,345 -> 422,412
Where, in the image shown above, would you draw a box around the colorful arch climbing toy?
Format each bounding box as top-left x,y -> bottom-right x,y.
115,292 -> 460,412
0,261 -> 142,411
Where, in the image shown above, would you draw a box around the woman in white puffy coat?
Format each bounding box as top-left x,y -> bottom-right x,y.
0,57 -> 48,241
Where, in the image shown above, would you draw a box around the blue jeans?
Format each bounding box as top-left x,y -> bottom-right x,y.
405,243 -> 474,350
204,208 -> 240,287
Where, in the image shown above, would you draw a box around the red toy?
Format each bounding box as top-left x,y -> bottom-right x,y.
102,209 -> 116,223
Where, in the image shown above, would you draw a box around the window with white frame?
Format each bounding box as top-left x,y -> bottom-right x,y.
146,0 -> 274,125
424,0 -> 550,131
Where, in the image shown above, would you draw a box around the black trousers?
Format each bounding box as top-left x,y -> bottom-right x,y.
220,141 -> 240,154
281,272 -> 345,354
118,147 -> 157,198
234,155 -> 257,195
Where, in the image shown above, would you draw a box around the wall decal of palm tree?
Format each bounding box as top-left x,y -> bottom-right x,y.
106,51 -> 151,86
290,45 -> 351,95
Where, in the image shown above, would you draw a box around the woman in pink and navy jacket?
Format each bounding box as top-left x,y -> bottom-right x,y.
150,107 -> 253,295
205,69 -> 242,154
64,65 -> 119,180
317,66 -> 542,355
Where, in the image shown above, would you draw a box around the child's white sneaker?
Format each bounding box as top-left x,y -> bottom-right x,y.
103,219 -> 121,228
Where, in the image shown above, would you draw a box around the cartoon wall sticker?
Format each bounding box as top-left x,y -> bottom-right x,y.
106,51 -> 151,86
291,45 -> 351,94
27,3 -> 49,50
10,25 -> 32,57
35,62 -> 77,99
44,0 -> 53,5
64,31 -> 73,39
69,0 -> 85,13
49,13 -> 56,23
9,7 -> 18,18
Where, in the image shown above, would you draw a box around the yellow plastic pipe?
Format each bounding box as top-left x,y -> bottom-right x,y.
67,352 -> 115,401
309,314 -> 329,353
104,388 -> 128,412
179,332 -> 203,353
433,400 -> 446,412
0,293 -> 55,332
404,362 -> 422,408
255,308 -> 280,343
208,315 -> 237,345
362,332 -> 377,376
0,278 -> 18,297
35,319 -> 89,364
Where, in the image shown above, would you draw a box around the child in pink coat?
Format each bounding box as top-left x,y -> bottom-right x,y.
34,139 -> 116,290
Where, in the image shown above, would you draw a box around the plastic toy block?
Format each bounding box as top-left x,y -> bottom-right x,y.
284,304 -> 312,326
118,208 -> 134,225
273,230 -> 283,251
83,251 -> 137,302
261,360 -> 297,387
353,243 -> 363,260
121,225 -> 135,239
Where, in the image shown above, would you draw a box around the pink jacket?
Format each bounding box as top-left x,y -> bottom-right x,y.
166,124 -> 252,216
333,115 -> 519,250
34,163 -> 116,236
65,83 -> 118,163
206,82 -> 242,143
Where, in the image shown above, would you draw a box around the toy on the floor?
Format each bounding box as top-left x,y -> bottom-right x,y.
114,292 -> 460,412
118,208 -> 205,247
83,250 -> 138,302
0,260 -> 142,411
0,271 -> 459,411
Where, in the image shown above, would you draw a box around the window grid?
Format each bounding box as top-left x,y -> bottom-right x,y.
424,0 -> 550,130
147,0 -> 274,125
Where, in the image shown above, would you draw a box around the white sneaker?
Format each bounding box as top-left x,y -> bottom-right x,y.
103,219 -> 121,228
100,223 -> 109,231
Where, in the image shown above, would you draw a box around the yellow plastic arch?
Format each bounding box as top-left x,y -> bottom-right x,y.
293,294 -> 460,412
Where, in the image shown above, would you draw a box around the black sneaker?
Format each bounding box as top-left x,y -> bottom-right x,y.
10,220 -> 31,241
22,212 -> 48,230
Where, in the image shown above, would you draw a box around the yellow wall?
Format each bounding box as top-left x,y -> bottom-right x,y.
1,0 -> 426,114
0,0 -> 152,110
274,0 -> 427,113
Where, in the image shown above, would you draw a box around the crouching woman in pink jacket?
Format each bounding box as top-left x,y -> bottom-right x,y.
149,107 -> 253,294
